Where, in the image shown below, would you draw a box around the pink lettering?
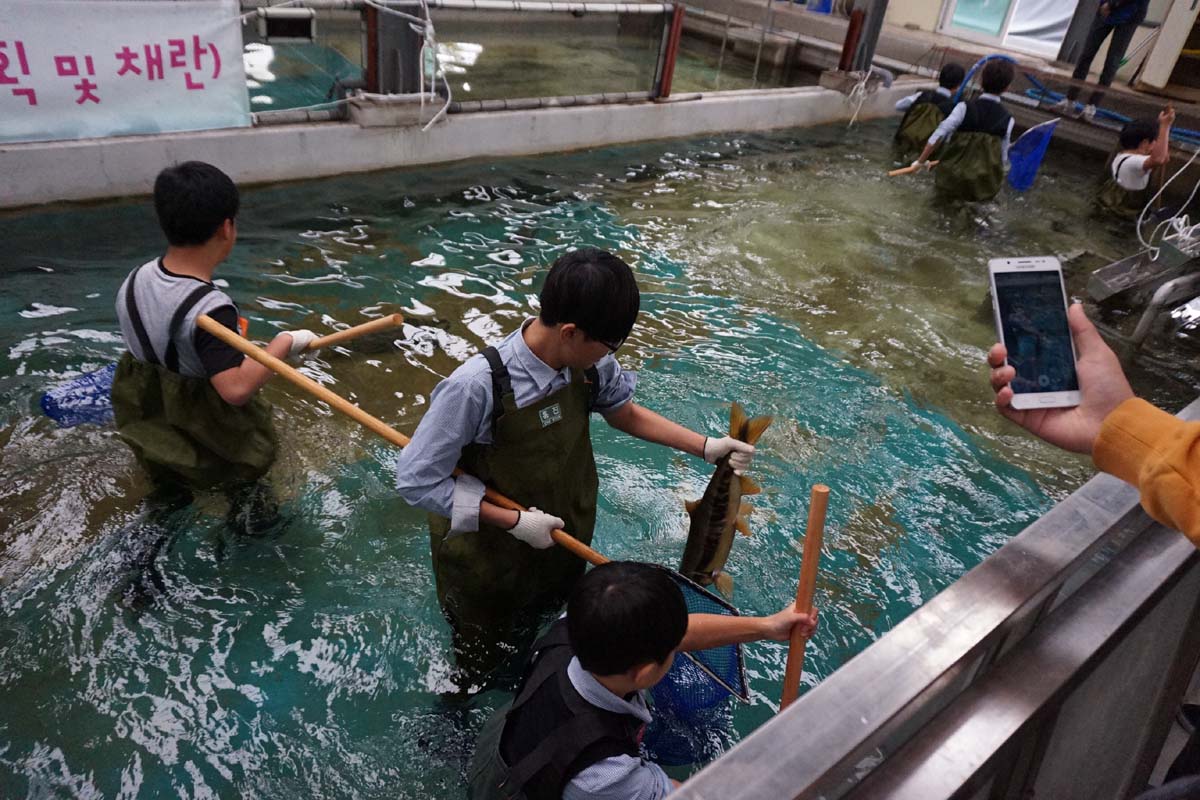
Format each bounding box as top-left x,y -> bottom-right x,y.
115,45 -> 141,76
0,41 -> 31,85
54,55 -> 79,77
184,72 -> 204,90
12,87 -> 37,105
209,43 -> 221,79
143,44 -> 163,80
74,78 -> 100,104
168,38 -> 186,69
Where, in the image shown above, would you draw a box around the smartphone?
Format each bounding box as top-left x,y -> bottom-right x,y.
988,257 -> 1080,410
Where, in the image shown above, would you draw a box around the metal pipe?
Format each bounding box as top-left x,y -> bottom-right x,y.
449,91 -> 654,112
714,11 -> 732,90
750,0 -> 773,87
251,106 -> 346,124
839,8 -> 864,72
655,5 -> 686,100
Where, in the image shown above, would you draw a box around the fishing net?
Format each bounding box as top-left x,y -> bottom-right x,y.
643,566 -> 748,766
40,363 -> 115,427
1008,118 -> 1059,192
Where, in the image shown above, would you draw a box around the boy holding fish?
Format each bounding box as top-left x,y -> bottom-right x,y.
468,561 -> 819,800
394,247 -> 758,674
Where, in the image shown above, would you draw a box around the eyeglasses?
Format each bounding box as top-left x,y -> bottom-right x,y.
588,333 -> 626,354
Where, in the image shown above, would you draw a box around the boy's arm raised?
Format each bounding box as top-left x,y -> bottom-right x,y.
680,603 -> 817,652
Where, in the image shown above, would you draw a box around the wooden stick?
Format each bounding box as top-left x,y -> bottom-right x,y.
309,313 -> 404,351
887,160 -> 938,177
780,483 -> 829,710
196,314 -> 608,567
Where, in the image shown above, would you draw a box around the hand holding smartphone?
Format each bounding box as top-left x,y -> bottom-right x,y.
989,257 -> 1081,410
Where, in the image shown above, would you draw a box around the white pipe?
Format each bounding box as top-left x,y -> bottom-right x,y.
241,0 -> 670,11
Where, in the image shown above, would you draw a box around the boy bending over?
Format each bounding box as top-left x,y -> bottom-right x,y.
468,561 -> 819,800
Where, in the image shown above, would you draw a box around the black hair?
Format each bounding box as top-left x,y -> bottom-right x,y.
538,248 -> 640,345
939,63 -> 966,90
980,60 -> 1014,95
1119,118 -> 1158,150
567,562 -> 688,676
153,161 -> 240,247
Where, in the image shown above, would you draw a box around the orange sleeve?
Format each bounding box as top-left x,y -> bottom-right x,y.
1093,398 -> 1200,545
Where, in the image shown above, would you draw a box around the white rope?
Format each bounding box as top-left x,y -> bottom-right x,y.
845,71 -> 872,129
1136,146 -> 1200,260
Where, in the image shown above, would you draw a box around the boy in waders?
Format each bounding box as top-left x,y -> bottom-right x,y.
112,162 -> 318,495
914,59 -> 1015,203
394,248 -> 757,677
892,62 -> 965,165
1094,107 -> 1174,222
467,561 -> 818,800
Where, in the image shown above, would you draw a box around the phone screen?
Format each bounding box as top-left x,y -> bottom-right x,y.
994,270 -> 1079,395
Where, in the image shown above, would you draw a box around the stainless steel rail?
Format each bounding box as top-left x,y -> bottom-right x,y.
677,397 -> 1200,800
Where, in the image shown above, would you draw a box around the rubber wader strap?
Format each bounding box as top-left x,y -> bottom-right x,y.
124,268 -> 160,366
483,346 -> 513,430
584,366 -> 600,411
1114,154 -> 1132,181
163,284 -> 217,373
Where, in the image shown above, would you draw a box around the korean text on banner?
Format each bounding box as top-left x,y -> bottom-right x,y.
0,0 -> 250,145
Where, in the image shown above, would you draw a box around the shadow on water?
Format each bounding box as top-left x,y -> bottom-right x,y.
0,119 -> 1195,797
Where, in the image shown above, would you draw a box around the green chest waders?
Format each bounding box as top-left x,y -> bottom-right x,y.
1094,155 -> 1154,222
111,274 -> 277,489
935,131 -> 1005,202
894,103 -> 945,165
429,347 -> 599,671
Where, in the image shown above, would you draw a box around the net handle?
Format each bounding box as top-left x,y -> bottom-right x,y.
780,484 -> 829,709
196,314 -> 608,566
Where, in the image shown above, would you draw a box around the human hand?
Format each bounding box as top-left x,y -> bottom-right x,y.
1099,2 -> 1110,18
987,303 -> 1133,454
703,436 -> 755,475
506,506 -> 563,549
1160,105 -> 1176,127
761,601 -> 819,641
283,329 -> 319,362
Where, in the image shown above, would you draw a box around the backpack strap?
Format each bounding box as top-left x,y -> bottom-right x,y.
163,284 -> 217,373
482,346 -> 514,430
124,267 -> 160,366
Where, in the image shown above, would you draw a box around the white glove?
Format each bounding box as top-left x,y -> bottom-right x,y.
285,329 -> 319,362
506,507 -> 563,550
703,436 -> 755,475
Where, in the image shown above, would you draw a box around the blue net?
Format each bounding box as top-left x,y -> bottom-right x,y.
1007,119 -> 1058,192
40,363 -> 115,427
643,566 -> 747,766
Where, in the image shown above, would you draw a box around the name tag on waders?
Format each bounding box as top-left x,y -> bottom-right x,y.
538,403 -> 563,428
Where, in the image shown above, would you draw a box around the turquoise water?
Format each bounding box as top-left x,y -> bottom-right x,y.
2,120 -> 1196,797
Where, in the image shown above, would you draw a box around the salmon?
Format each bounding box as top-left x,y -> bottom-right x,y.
678,402 -> 772,597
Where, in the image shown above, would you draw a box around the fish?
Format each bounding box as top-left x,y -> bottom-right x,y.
678,402 -> 772,597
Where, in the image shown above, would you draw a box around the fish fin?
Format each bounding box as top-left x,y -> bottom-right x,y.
740,501 -> 755,516
729,402 -> 747,439
743,415 -> 773,445
739,475 -> 762,495
715,572 -> 734,598
735,516 -> 752,537
684,499 -> 700,514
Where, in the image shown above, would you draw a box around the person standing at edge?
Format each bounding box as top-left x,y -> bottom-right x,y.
1052,0 -> 1151,122
394,248 -> 757,678
113,162 -> 318,505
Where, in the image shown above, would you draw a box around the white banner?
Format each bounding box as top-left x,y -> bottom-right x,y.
0,0 -> 250,144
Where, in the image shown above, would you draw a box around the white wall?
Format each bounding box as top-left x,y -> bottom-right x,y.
884,0 -> 944,32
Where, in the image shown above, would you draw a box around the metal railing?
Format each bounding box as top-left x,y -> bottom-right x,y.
677,398 -> 1200,800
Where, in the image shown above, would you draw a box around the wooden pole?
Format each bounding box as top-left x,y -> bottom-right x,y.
887,160 -> 938,177
309,313 -> 404,350
780,483 -> 829,710
196,314 -> 608,567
